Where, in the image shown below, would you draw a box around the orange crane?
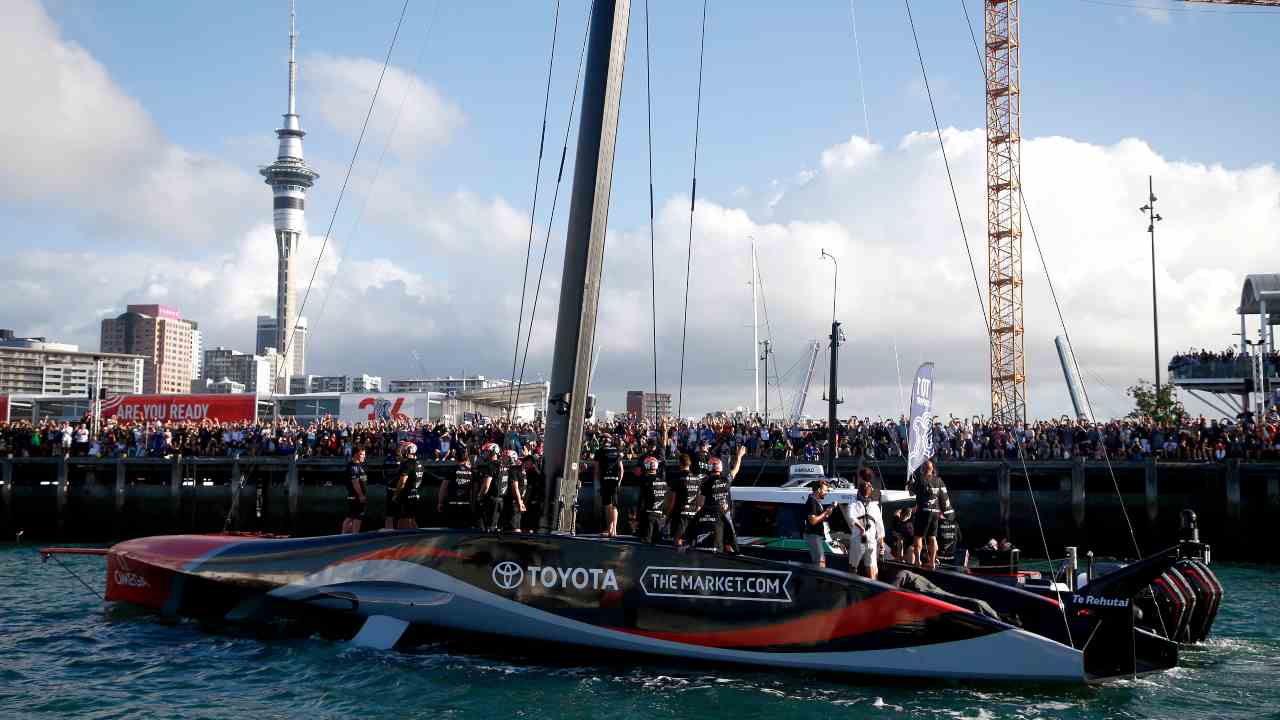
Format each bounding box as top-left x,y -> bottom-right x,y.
982,0 -> 1278,424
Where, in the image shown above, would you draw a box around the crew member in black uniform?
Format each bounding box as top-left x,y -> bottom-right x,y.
696,445 -> 747,553
502,449 -> 528,532
341,446 -> 368,534
437,451 -> 473,528
520,454 -> 544,532
669,454 -> 702,549
472,443 -> 501,530
594,437 -> 624,537
638,455 -> 669,543
480,449 -> 511,532
385,442 -> 410,529
911,459 -> 950,568
395,442 -> 423,530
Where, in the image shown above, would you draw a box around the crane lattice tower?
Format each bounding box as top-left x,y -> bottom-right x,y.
985,0 -> 1026,424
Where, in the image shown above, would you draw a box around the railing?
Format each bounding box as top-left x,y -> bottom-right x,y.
1168,355 -> 1279,381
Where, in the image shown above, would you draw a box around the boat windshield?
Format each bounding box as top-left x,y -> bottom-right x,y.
734,500 -> 850,539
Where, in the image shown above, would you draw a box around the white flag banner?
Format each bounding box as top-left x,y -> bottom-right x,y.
906,362 -> 936,484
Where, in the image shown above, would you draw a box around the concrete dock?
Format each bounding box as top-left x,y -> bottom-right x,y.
2,456 -> 1277,560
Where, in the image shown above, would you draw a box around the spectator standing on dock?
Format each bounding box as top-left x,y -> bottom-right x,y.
342,447 -> 368,534
805,480 -> 835,568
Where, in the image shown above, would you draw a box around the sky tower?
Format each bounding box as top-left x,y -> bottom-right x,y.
260,0 -> 318,393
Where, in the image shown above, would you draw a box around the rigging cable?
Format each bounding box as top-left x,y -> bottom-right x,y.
676,0 -> 710,418
272,0 -> 412,398
847,0 -> 872,141
752,244 -> 786,415
311,0 -> 442,344
959,0 -> 1145,560
645,0 -> 661,420
505,0 -> 563,429
904,0 -> 1071,648
902,0 -> 989,337
512,10 -> 594,404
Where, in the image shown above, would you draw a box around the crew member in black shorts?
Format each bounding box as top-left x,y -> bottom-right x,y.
395,442 -> 423,530
911,460 -> 950,568
385,442 -> 410,529
696,446 -> 747,553
502,450 -> 528,532
481,449 -> 510,532
473,443 -> 502,530
437,452 -> 473,528
669,454 -> 702,549
595,437 -> 623,537
639,455 -> 668,543
342,447 -> 368,534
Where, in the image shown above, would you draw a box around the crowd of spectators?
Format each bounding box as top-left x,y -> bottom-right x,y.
4,407 -> 1280,464
1168,346 -> 1280,378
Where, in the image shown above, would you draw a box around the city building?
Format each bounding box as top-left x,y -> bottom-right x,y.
255,314 -> 307,376
0,343 -> 143,397
626,390 -> 672,419
190,327 -> 203,382
0,329 -> 79,352
193,377 -> 247,394
387,375 -> 510,395
291,374 -> 382,394
260,6 -> 318,393
201,346 -> 275,395
100,304 -> 199,394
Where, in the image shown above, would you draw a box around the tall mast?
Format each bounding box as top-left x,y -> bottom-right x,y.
541,0 -> 631,533
751,237 -> 759,416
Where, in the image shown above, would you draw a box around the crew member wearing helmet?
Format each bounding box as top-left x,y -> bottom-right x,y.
594,435 -> 624,537
696,445 -> 748,553
520,454 -> 544,531
639,455 -> 668,544
387,442 -> 422,530
501,449 -> 528,532
437,450 -> 473,528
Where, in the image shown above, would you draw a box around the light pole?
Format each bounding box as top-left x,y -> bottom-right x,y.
1139,176 -> 1163,400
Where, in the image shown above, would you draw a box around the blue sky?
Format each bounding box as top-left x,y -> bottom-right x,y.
3,0 -> 1279,417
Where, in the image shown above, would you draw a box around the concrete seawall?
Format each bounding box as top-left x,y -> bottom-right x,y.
3,456 -> 1277,560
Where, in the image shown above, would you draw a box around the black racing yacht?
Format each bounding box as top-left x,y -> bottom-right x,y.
42,0 -> 1217,684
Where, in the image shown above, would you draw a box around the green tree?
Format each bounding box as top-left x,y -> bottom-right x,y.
1127,380 -> 1186,425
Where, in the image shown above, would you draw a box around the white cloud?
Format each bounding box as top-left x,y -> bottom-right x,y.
307,54 -> 464,159
0,0 -> 258,244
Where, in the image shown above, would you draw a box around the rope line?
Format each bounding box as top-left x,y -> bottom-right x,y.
311,0 -> 442,344
847,0 -> 872,141
959,0 -> 1144,559
903,0 -> 990,337
645,0 -> 661,421
506,0 -> 562,430
513,10 -> 593,403
906,0 -> 1070,645
273,0 -> 411,399
49,553 -> 104,601
676,0 -> 709,419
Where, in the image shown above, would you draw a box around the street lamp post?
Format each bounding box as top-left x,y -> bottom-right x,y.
1139,176 -> 1164,401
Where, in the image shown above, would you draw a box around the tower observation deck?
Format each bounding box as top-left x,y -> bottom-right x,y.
260,0 -> 318,393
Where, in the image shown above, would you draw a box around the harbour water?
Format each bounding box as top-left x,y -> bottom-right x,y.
1,546 -> 1274,720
